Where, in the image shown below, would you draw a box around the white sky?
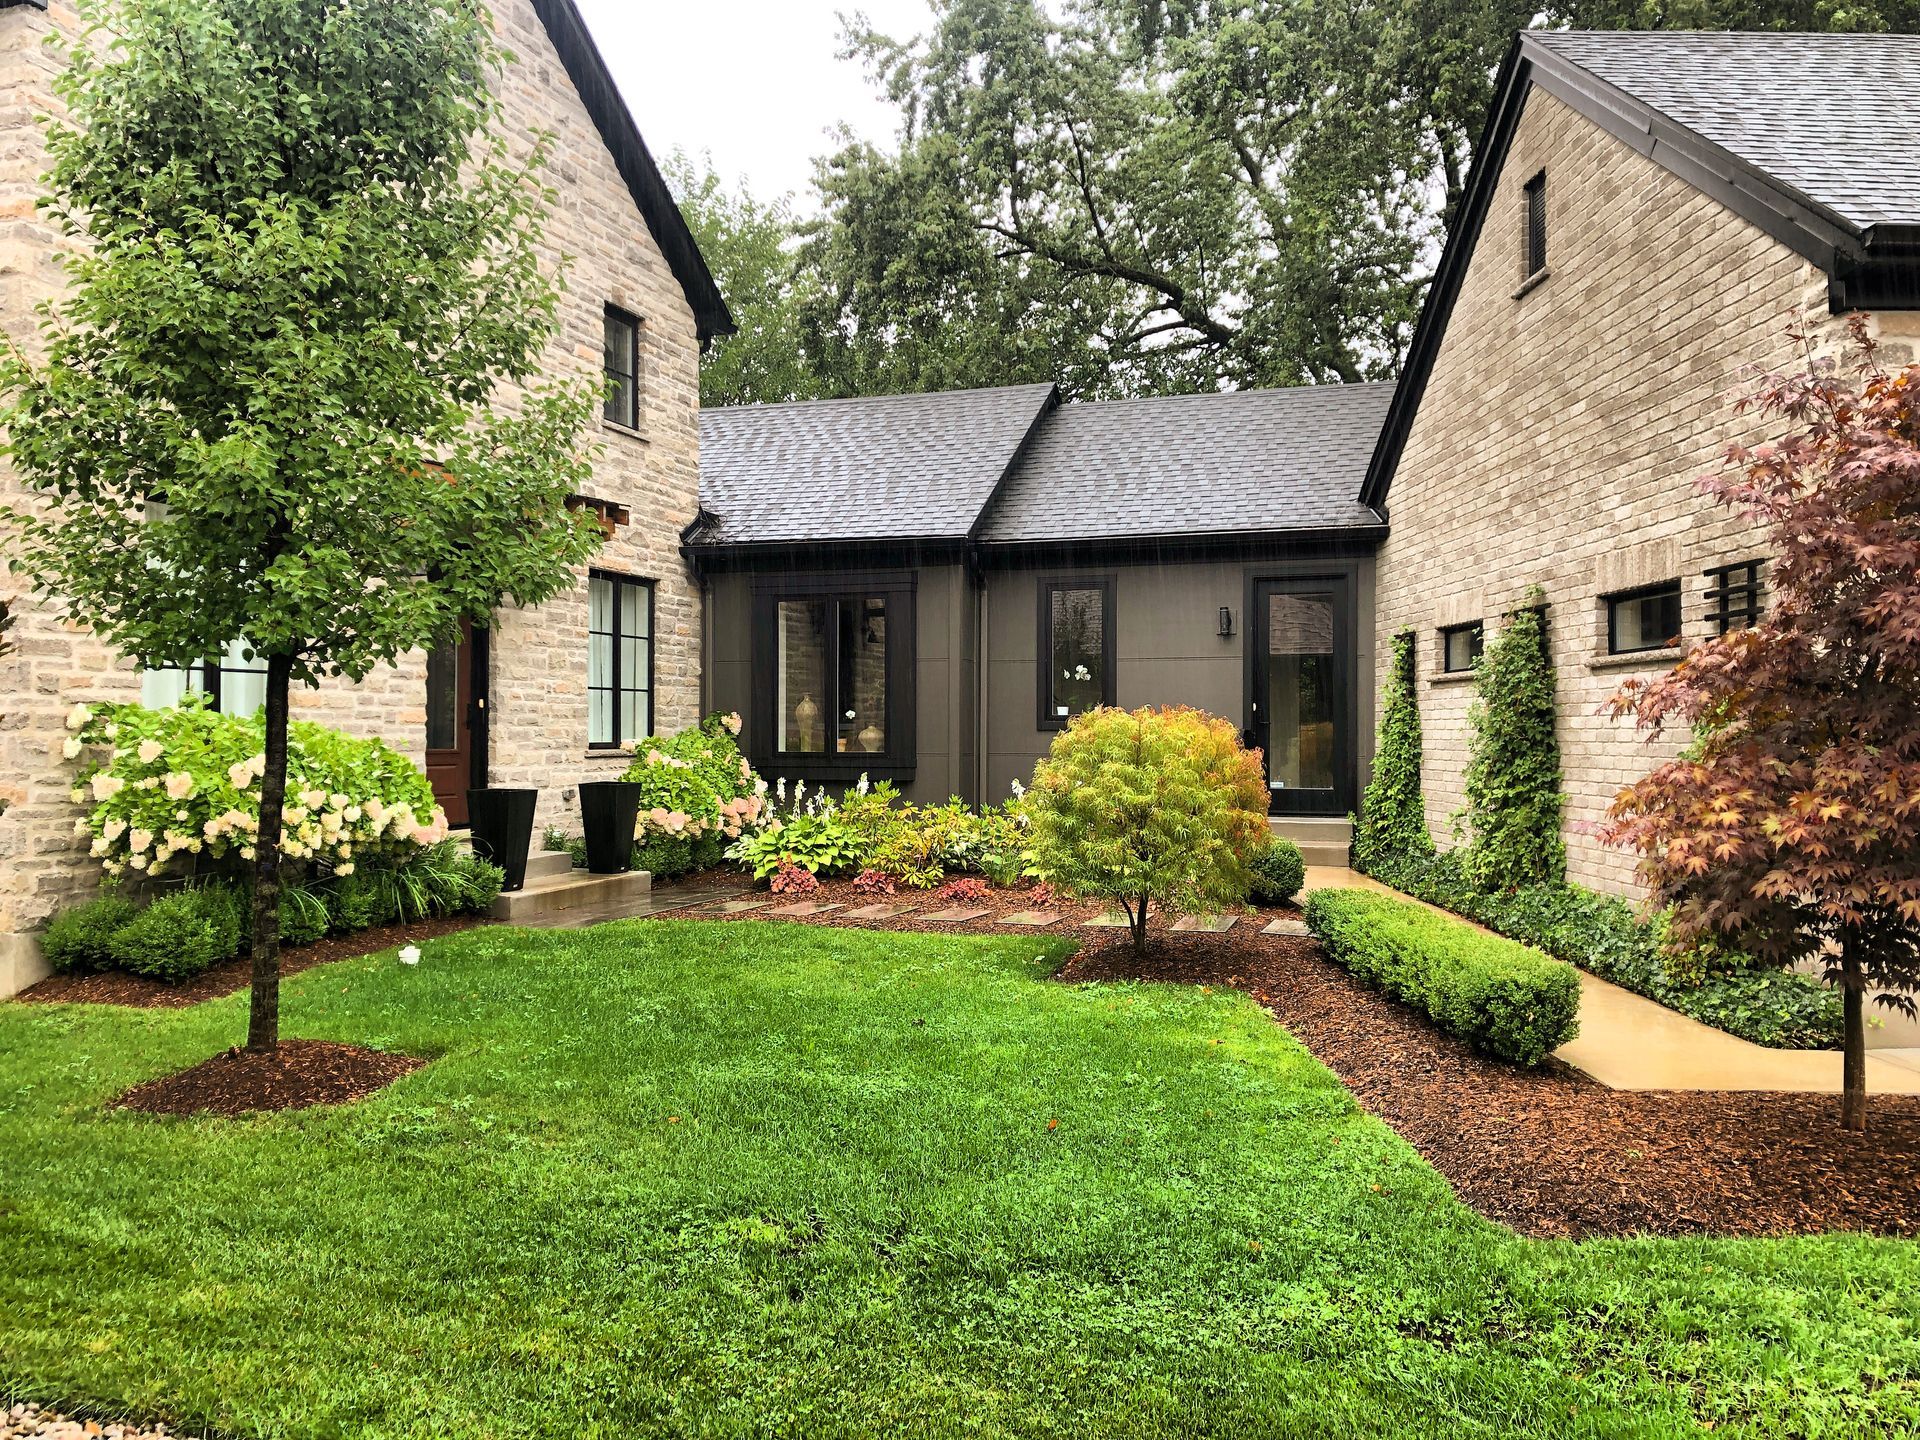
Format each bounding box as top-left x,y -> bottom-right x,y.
573,0 -> 941,207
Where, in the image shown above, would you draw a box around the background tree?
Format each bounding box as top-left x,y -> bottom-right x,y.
2,0 -> 602,1054
1461,595 -> 1566,891
1354,629 -> 1433,871
1024,706 -> 1269,954
1605,322 -> 1920,1132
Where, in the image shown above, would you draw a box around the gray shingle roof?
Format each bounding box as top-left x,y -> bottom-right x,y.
1527,30 -> 1920,230
977,385 -> 1393,544
695,384 -> 1057,544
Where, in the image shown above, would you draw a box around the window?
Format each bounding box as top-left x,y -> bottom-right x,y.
1706,560 -> 1764,634
140,639 -> 270,717
1038,578 -> 1115,728
1440,621 -> 1483,674
751,577 -> 916,772
603,305 -> 640,429
1607,581 -> 1683,655
1523,171 -> 1547,277
588,572 -> 652,748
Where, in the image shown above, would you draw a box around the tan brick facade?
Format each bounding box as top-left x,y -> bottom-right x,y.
0,1 -> 705,992
1373,86 -> 1918,897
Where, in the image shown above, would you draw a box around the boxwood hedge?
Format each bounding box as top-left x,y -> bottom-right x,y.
1304,888 -> 1581,1066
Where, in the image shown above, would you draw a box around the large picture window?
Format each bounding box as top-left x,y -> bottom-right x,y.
1038,578 -> 1115,729
752,576 -> 916,774
588,571 -> 652,748
140,639 -> 270,717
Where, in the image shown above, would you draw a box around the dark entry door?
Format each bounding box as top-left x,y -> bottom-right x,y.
1249,579 -> 1352,816
425,619 -> 484,827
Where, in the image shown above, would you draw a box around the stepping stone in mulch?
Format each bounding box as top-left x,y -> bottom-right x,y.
712,899 -> 773,914
1262,917 -> 1311,937
767,902 -> 845,917
999,910 -> 1063,927
1084,912 -> 1131,928
1172,915 -> 1237,934
921,906 -> 991,923
843,903 -> 917,921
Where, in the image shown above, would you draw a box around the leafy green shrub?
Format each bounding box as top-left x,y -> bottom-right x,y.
279,884 -> 330,946
1249,838 -> 1306,906
42,894 -> 142,973
1353,630 -> 1432,871
453,854 -> 505,916
1304,888 -> 1580,1066
1025,706 -> 1269,954
1364,849 -> 1843,1049
108,884 -> 244,982
622,713 -> 767,851
730,811 -> 865,879
328,868 -> 397,935
636,832 -> 696,881
1461,598 -> 1565,889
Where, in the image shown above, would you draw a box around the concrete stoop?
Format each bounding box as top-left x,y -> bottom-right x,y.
1269,815 -> 1352,868
489,857 -> 652,923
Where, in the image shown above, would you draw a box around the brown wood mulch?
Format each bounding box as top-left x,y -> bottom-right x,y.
18,915 -> 481,1010
657,878 -> 1920,1241
113,1039 -> 423,1117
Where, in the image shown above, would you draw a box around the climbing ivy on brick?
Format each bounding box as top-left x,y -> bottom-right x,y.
1462,593 -> 1565,890
1353,629 -> 1432,872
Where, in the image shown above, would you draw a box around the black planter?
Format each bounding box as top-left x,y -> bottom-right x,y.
467,787 -> 537,892
578,781 -> 643,875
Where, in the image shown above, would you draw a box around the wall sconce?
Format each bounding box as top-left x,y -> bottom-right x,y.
1218,606 -> 1235,638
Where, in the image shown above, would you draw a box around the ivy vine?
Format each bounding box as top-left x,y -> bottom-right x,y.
1461,591 -> 1566,890
1353,629 -> 1432,872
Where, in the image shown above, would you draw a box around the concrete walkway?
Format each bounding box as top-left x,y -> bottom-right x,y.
1299,867 -> 1920,1096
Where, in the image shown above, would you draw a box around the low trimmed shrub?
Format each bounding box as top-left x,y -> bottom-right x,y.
1304,888 -> 1580,1066
42,894 -> 142,973
279,884 -> 331,946
1249,838 -> 1306,906
108,884 -> 244,982
328,868 -> 397,935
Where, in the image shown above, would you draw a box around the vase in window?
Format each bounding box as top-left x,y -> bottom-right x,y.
859,721 -> 884,753
794,692 -> 820,751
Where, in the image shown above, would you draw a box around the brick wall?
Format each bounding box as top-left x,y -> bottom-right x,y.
0,0 -> 704,990
1372,86 -> 1916,897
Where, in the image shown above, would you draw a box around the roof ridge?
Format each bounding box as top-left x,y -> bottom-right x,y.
704,381 -> 1059,419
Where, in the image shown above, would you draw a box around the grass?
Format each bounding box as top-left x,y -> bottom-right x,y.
1,920 -> 1916,1439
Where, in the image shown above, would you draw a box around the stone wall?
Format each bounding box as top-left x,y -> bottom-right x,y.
1372,85 -> 1917,897
0,0 -> 705,992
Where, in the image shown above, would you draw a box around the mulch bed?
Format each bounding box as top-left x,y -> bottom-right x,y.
114,1039 -> 424,1117
654,877 -> 1920,1240
18,915 -> 481,1010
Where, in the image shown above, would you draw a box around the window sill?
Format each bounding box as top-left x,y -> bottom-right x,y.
583,749 -> 632,761
603,419 -> 650,444
1511,267 -> 1551,301
1428,671 -> 1477,687
1588,646 -> 1683,673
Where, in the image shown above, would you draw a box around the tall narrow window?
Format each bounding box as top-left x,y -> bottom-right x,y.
1523,171 -> 1548,277
588,571 -> 652,747
1705,560 -> 1764,634
603,305 -> 640,429
1038,579 -> 1115,728
1606,581 -> 1683,655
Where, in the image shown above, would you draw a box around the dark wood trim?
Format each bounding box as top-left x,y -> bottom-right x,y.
1243,559 -> 1362,818
1034,574 -> 1116,731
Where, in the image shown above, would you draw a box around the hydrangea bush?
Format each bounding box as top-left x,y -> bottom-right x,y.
62,698 -> 449,882
620,712 -> 767,848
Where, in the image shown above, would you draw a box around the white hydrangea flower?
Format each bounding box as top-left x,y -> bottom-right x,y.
65,703 -> 91,731
164,772 -> 195,801
91,773 -> 124,801
60,735 -> 83,761
102,819 -> 127,843
137,739 -> 165,764
335,861 -> 356,876
128,829 -> 154,854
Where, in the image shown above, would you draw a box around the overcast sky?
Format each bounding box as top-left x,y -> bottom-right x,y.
574,0 -> 940,207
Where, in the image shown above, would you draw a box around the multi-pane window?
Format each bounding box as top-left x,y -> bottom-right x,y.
603,305 -> 640,429
1523,171 -> 1548,277
774,593 -> 893,756
1607,581 -> 1683,655
1705,560 -> 1764,634
140,639 -> 270,718
588,572 -> 652,748
1040,579 -> 1114,727
1440,621 -> 1483,674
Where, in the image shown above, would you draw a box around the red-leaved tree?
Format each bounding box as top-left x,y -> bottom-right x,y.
1604,318 -> 1920,1132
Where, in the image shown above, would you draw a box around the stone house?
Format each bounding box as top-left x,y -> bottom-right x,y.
0,0 -> 731,994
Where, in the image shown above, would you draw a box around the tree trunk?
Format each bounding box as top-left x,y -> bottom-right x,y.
1130,894 -> 1149,956
247,653 -> 294,1055
1841,947 -> 1868,1133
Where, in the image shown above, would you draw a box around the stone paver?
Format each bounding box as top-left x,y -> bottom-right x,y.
922,907 -> 990,923
1084,912 -> 1130,928
768,902 -> 845,917
998,910 -> 1062,927
1171,915 -> 1237,934
1262,917 -> 1310,937
710,898 -> 773,914
843,903 -> 917,921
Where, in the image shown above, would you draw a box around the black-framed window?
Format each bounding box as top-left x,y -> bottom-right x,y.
1038,577 -> 1115,729
141,639 -> 269,717
1606,581 -> 1683,655
603,305 -> 640,429
750,575 -> 917,775
1705,560 -> 1764,634
588,571 -> 652,747
1440,621 -> 1483,674
1523,171 -> 1548,277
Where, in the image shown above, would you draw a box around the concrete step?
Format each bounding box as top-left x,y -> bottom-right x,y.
491,867 -> 651,923
1293,844 -> 1354,868
524,849 -> 576,882
1268,816 -> 1351,868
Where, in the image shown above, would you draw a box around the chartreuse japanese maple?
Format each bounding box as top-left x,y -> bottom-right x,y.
1607,320 -> 1920,1132
0,0 -> 602,1052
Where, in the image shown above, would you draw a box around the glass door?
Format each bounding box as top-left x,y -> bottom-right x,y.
1250,580 -> 1351,816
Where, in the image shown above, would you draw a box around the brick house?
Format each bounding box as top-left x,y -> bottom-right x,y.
0,0 -> 731,994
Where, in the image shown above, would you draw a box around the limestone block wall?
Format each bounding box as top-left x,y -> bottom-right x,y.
1372,85 -> 1917,897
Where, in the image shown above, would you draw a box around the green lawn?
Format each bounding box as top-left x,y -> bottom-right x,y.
2,921 -> 1915,1439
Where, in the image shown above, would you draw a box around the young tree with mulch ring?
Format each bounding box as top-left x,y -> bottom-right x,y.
1605,320 -> 1920,1133
1353,628 -> 1433,872
1462,592 -> 1566,891
1,0 -> 603,1055
1023,706 -> 1269,955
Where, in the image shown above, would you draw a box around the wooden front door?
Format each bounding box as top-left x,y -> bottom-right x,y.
425,619 -> 485,827
1249,578 -> 1353,817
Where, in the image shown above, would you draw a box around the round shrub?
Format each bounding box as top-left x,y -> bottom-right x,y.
108,885 -> 243,982
454,854 -> 505,916
327,869 -> 396,935
278,885 -> 330,946
1249,838 -> 1306,906
42,894 -> 142,973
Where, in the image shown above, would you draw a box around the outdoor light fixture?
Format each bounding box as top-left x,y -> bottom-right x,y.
1218,606 -> 1234,638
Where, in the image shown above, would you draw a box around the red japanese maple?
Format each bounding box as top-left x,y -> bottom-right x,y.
1605,319 -> 1920,1131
